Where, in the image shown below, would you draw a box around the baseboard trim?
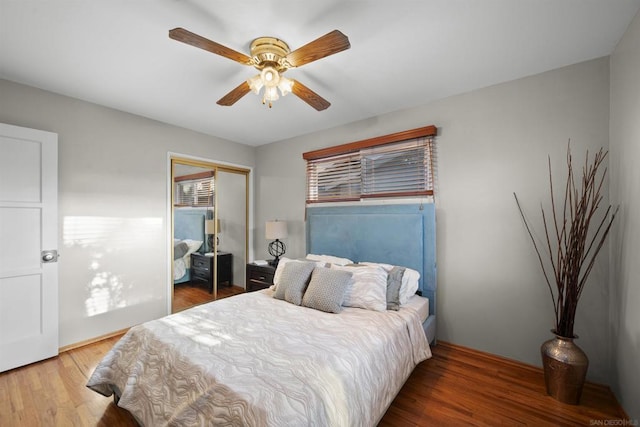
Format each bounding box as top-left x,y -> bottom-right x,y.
59,328 -> 129,353
436,340 -> 630,419
437,340 -> 544,374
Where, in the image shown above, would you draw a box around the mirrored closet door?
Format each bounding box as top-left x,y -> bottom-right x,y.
171,157 -> 249,313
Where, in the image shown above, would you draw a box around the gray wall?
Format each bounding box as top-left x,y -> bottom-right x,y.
610,10 -> 640,421
255,57 -> 613,384
0,79 -> 255,347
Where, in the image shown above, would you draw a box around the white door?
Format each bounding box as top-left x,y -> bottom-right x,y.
0,123 -> 58,372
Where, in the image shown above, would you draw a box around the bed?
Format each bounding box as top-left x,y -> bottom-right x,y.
88,203 -> 437,426
173,209 -> 207,284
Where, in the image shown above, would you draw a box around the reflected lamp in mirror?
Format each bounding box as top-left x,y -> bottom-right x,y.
205,219 -> 221,252
265,220 -> 287,266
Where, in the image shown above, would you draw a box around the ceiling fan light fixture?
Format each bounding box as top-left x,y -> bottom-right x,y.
278,76 -> 294,97
247,74 -> 263,94
249,66 -> 293,107
264,86 -> 279,101
261,66 -> 280,86
263,86 -> 280,108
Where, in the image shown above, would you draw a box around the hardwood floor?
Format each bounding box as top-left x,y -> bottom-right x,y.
172,281 -> 245,312
0,334 -> 137,426
379,342 -> 628,426
0,339 -> 628,426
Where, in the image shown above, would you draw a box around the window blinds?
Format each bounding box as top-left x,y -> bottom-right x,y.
175,177 -> 214,207
306,152 -> 361,202
305,132 -> 435,203
361,137 -> 432,198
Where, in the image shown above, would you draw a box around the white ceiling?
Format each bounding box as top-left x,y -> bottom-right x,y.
1,1 -> 639,146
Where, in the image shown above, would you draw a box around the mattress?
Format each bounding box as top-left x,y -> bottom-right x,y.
403,294 -> 429,322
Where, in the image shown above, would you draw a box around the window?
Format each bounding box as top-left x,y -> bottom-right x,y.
174,172 -> 215,207
304,126 -> 436,203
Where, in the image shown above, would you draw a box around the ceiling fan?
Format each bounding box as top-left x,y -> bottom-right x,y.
169,28 -> 350,110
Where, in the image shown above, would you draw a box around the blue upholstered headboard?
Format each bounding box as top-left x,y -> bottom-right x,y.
305,203 -> 437,317
174,208 -> 207,248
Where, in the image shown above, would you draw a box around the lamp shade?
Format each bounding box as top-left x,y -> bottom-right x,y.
205,219 -> 221,234
265,220 -> 287,240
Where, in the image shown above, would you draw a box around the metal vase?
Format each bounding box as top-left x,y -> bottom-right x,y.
540,332 -> 589,405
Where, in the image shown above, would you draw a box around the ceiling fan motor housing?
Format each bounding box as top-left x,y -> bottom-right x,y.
250,37 -> 291,71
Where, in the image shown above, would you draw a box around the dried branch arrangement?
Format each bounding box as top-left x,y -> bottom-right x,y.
514,144 -> 618,338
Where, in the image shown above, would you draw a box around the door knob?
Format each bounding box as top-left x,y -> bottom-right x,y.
41,250 -> 59,263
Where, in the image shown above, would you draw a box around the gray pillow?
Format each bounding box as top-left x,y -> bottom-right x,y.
174,241 -> 189,260
302,267 -> 352,313
386,266 -> 405,311
273,261 -> 316,305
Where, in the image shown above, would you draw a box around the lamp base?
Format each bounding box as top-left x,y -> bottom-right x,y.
268,257 -> 280,267
207,235 -> 219,252
267,239 -> 286,265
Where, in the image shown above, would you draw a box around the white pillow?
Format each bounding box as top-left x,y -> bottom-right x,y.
331,264 -> 387,312
399,268 -> 420,305
360,261 -> 420,305
306,253 -> 353,266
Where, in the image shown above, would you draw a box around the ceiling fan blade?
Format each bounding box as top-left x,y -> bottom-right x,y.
169,28 -> 253,65
291,80 -> 331,111
217,81 -> 251,106
285,30 -> 350,68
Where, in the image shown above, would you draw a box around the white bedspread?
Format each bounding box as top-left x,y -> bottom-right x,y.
87,290 -> 431,426
173,257 -> 187,280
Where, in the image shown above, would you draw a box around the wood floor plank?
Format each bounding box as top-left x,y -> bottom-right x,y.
172,282 -> 245,313
0,336 -> 629,426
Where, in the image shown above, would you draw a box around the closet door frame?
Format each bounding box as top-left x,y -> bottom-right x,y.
167,153 -> 252,314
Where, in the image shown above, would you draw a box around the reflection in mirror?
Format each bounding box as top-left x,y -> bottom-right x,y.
171,159 -> 249,313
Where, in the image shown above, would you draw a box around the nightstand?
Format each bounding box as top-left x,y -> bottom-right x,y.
246,263 -> 276,292
190,252 -> 233,293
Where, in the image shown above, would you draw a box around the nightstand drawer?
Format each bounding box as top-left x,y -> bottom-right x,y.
246,263 -> 276,292
191,267 -> 209,280
247,270 -> 274,284
192,256 -> 211,271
